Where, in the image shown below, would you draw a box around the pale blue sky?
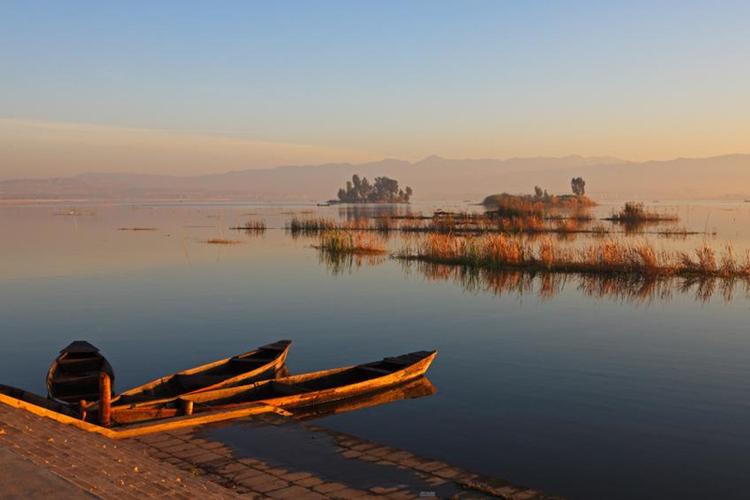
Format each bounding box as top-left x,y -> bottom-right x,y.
1,1 -> 749,176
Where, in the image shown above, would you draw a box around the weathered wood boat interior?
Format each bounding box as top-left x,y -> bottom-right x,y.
188,350 -> 436,408
47,341 -> 115,405
115,340 -> 291,405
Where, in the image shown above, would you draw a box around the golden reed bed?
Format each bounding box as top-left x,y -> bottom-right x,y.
396,233 -> 750,279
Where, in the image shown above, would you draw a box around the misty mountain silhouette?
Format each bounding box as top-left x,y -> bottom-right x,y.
1,154 -> 748,201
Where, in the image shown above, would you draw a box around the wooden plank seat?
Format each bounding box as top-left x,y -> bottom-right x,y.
51,372 -> 100,385
51,391 -> 99,402
56,358 -> 104,371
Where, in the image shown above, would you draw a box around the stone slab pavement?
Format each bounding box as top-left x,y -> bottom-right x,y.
0,403 -> 236,499
0,401 -> 549,499
0,447 -> 93,499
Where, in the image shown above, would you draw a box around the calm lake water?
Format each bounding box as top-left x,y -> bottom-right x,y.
2,200 -> 750,499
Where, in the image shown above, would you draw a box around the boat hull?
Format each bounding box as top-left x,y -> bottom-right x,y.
112,340 -> 292,408
110,350 -> 436,425
47,341 -> 115,406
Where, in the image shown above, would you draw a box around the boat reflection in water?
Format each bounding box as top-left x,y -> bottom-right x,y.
290,377 -> 436,421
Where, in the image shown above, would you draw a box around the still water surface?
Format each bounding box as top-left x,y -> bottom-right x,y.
1,201 -> 750,499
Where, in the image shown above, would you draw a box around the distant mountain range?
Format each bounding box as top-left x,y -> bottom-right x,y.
2,154 -> 749,201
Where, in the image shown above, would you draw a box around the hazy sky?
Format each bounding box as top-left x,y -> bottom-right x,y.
2,1 -> 749,178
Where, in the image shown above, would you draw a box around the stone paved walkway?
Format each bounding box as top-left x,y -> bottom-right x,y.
0,401 -> 547,499
0,403 -> 235,499
0,447 -> 93,499
135,415 -> 545,499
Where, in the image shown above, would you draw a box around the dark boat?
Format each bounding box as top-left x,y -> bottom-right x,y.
46,341 -> 115,405
0,384 -> 81,417
112,340 -> 292,407
110,350 -> 437,425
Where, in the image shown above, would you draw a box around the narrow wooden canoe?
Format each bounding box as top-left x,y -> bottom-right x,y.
0,384 -> 81,418
110,350 -> 436,425
47,341 -> 115,405
112,340 -> 292,407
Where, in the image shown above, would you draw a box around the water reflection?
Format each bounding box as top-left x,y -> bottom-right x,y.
400,261 -> 750,304
337,204 -> 417,221
317,250 -> 387,275
291,377 -> 436,421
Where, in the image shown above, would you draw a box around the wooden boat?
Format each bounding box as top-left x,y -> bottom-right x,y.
47,341 -> 115,405
112,340 -> 292,407
110,350 -> 437,425
0,384 -> 81,418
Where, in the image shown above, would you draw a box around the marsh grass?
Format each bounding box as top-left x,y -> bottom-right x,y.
205,238 -> 241,245
315,230 -> 386,255
288,211 -> 611,236
396,233 -> 750,280
606,202 -> 679,224
287,216 -> 337,235
651,227 -> 708,239
230,220 -> 267,233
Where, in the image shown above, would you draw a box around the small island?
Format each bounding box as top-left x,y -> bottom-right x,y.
482,177 -> 595,216
333,175 -> 413,204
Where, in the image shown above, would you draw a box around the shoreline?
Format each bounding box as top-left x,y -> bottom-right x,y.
0,400 -> 547,499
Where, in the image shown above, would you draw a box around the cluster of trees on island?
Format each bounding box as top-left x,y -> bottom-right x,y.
532,177 -> 586,201
330,174 -> 583,206
336,175 -> 413,203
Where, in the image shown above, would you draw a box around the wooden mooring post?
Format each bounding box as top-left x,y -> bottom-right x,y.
181,398 -> 194,416
99,372 -> 111,427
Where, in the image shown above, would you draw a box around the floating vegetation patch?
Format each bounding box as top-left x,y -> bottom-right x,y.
287,216 -> 338,236
205,238 -> 241,245
315,230 -> 386,255
288,211 -> 614,237
605,202 -> 679,224
230,220 -> 267,233
313,230 -> 388,274
654,227 -> 703,239
395,233 -> 750,281
481,191 -> 596,216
